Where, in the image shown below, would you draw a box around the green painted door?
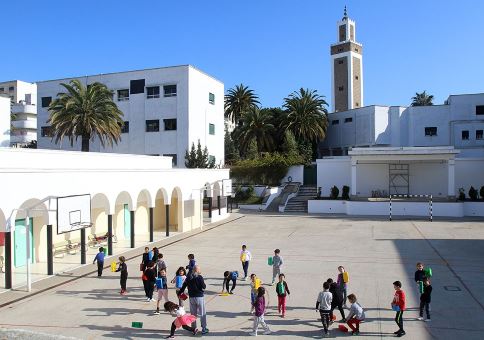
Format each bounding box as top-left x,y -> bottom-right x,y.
14,218 -> 34,267
123,204 -> 130,239
303,165 -> 317,185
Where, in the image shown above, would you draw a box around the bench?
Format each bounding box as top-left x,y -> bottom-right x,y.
52,240 -> 79,257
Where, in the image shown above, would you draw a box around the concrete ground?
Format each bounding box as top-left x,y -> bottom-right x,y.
1,212 -> 484,339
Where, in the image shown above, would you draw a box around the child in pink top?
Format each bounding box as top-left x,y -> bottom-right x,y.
164,301 -> 198,339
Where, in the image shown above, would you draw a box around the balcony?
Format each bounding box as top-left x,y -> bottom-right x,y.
11,103 -> 37,115
12,119 -> 37,130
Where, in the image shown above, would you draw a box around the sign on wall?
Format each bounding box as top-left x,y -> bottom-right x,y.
222,179 -> 233,197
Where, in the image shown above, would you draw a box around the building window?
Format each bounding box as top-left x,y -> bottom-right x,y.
209,92 -> 215,104
355,102 -> 359,106
461,130 -> 469,140
208,155 -> 215,164
344,117 -> 353,123
425,127 -> 437,136
130,79 -> 145,94
120,121 -> 129,133
165,154 -> 177,167
146,119 -> 160,132
355,75 -> 359,80
338,60 -> 344,65
117,89 -> 129,101
476,105 -> 484,115
476,130 -> 483,140
332,120 -> 339,125
146,86 -> 160,99
41,96 -> 52,108
41,126 -> 53,137
338,48 -> 343,52
0,87 -> 3,92
8,86 -> 14,92
163,85 -> 177,97
355,48 -> 359,52
164,118 -> 177,131
209,123 -> 215,135
338,86 -> 344,91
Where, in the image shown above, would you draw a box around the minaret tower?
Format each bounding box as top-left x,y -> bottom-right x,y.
331,6 -> 363,112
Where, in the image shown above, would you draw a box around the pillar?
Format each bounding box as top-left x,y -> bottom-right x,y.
217,196 -> 221,215
165,204 -> 170,237
351,159 -> 357,196
47,224 -> 53,275
4,232 -> 12,289
208,197 -> 213,218
149,207 -> 154,242
448,159 -> 455,198
80,228 -> 86,264
107,214 -> 113,256
130,211 -> 135,248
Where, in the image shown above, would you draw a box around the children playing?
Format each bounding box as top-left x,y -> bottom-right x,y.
143,261 -> 157,302
164,301 -> 198,338
316,281 -> 333,337
271,249 -> 283,285
157,253 -> 167,274
154,268 -> 169,315
276,274 -> 290,318
240,245 -> 252,281
391,280 -> 406,337
222,271 -> 238,294
414,262 -> 425,293
250,274 -> 262,313
327,279 -> 345,322
171,267 -> 187,306
336,266 -> 349,307
116,256 -> 128,295
346,294 -> 365,335
186,254 -> 196,276
417,277 -> 432,321
93,247 -> 105,277
249,287 -> 272,336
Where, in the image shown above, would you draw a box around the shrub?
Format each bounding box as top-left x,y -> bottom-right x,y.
480,186 -> 484,200
234,185 -> 255,202
458,188 -> 465,201
330,185 -> 339,199
342,185 -> 350,200
469,186 -> 478,201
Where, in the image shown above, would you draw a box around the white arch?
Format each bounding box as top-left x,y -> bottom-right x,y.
91,193 -> 110,214
115,191 -> 134,211
155,187 -> 169,204
213,181 -> 222,197
137,189 -> 152,208
12,198 -> 50,225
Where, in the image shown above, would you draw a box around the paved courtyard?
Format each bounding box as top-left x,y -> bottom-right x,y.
1,212 -> 484,339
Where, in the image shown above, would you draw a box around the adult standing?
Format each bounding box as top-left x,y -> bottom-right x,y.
180,265 -> 209,334
240,245 -> 252,281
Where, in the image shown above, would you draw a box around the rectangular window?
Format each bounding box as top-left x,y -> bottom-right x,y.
476,130 -> 483,140
0,87 -> 4,92
8,86 -> 14,92
163,85 -> 177,97
117,89 -> 129,101
146,119 -> 160,132
476,105 -> 484,115
209,92 -> 215,105
165,154 -> 177,166
344,117 -> 353,123
164,118 -> 177,131
146,86 -> 160,99
425,127 -> 437,136
338,86 -> 344,91
121,121 -> 129,133
41,96 -> 52,108
41,126 -> 53,137
209,123 -> 215,135
332,120 -> 339,125
461,130 -> 469,140
355,75 -> 359,80
338,60 -> 344,64
130,79 -> 145,94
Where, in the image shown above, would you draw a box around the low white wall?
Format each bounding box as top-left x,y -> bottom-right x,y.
455,158 -> 484,194
238,204 -> 263,211
308,200 -> 346,214
463,202 -> 484,216
316,158 -> 351,196
282,165 -> 304,184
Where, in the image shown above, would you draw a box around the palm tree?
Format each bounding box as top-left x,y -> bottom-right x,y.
224,84 -> 260,125
234,107 -> 275,155
282,88 -> 329,143
48,79 -> 124,152
411,91 -> 434,106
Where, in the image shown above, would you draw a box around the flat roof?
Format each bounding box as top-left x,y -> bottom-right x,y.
349,146 -> 460,156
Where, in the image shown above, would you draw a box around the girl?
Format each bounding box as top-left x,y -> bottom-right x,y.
250,274 -> 262,313
171,267 -> 187,306
249,287 -> 272,336
276,273 -> 290,318
164,301 -> 198,338
337,266 -> 349,307
154,269 -> 169,315
116,256 -> 128,295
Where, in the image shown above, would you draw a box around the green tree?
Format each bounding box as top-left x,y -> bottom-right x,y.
224,84 -> 260,124
224,125 -> 240,165
411,91 -> 434,106
48,79 -> 124,152
235,107 -> 275,155
185,140 -> 216,168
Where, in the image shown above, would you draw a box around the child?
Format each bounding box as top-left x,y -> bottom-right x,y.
276,274 -> 290,318
141,247 -> 150,271
171,267 -> 187,306
316,281 -> 332,337
336,266 -> 349,307
186,254 -> 196,276
250,274 -> 262,313
157,253 -> 167,275
417,277 -> 432,322
249,287 -> 272,336
164,301 -> 198,339
93,247 -> 105,277
346,294 -> 365,335
240,245 -> 252,280
391,281 -> 406,337
271,249 -> 283,285
414,262 -> 425,294
152,247 -> 159,263
222,271 -> 238,294
143,261 -> 157,302
154,269 -> 169,315
327,279 -> 345,322
116,256 -> 128,295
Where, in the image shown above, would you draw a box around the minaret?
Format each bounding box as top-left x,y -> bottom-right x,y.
330,6 -> 363,112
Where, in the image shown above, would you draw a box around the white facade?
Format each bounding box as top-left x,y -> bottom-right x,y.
36,65 -> 224,167
0,96 -> 11,147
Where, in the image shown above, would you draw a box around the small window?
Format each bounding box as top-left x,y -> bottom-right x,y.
425,127 -> 437,136
130,79 -> 145,94
117,89 -> 129,101
41,96 -> 52,108
344,117 -> 353,123
476,105 -> 484,115
8,86 -> 14,92
165,154 -> 177,167
41,126 -> 53,137
121,121 -> 129,133
332,120 -> 339,125
209,92 -> 215,104
338,60 -> 344,65
355,75 -> 359,80
209,123 -> 215,135
355,102 -> 359,106
355,48 -> 359,52
146,119 -> 160,132
461,130 -> 469,140
476,130 -> 483,140
338,48 -> 343,52
0,87 -> 4,92
164,85 -> 177,97
338,86 -> 344,91
164,118 -> 177,131
146,86 -> 160,99
208,155 -> 215,164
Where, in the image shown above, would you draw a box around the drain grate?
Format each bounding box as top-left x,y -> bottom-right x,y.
444,286 -> 461,291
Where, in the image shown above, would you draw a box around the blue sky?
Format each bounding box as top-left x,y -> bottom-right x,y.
2,0 -> 483,109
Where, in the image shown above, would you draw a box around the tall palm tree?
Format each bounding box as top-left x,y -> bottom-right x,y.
234,107 -> 275,155
282,88 -> 329,143
224,84 -> 260,124
48,79 -> 124,152
411,91 -> 434,106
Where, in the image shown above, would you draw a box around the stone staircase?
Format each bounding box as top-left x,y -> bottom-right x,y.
284,186 -> 318,213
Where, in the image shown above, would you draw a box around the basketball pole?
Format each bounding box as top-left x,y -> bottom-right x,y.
25,211 -> 32,292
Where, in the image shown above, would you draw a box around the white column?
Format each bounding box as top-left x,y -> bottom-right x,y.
351,159 -> 357,196
447,159 -> 455,197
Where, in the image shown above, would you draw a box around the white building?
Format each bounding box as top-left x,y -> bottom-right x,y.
0,95 -> 11,146
37,65 -> 224,167
0,80 -> 37,147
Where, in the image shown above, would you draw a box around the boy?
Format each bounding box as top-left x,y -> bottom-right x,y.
222,271 -> 238,294
186,254 -> 196,276
327,279 -> 345,322
93,247 -> 105,277
276,274 -> 290,318
240,245 -> 252,280
417,277 -> 432,321
271,249 -> 283,285
391,281 -> 406,337
156,253 -> 167,275
154,268 -> 169,315
116,256 -> 128,295
141,247 -> 150,271
414,262 -> 425,293
346,294 -> 365,335
316,281 -> 332,337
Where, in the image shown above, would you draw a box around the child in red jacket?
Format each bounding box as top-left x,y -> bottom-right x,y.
391,281 -> 406,337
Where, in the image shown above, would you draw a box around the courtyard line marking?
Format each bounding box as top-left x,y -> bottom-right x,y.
411,221 -> 484,312
0,215 -> 245,310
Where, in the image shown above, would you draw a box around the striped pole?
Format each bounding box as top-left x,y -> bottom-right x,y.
389,195 -> 392,221
429,195 -> 433,222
